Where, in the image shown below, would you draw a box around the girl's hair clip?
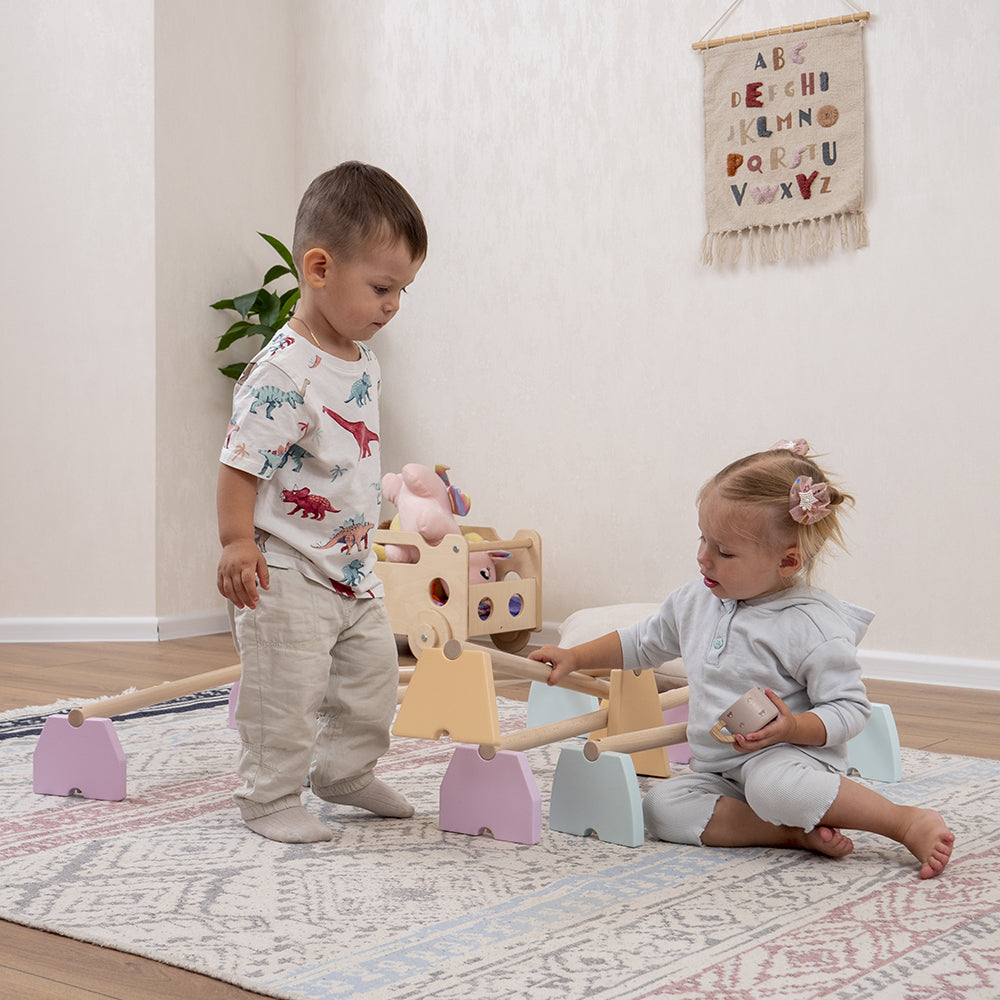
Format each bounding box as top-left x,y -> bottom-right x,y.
771,438 -> 810,456
789,476 -> 832,524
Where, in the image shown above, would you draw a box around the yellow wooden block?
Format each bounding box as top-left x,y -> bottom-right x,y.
392,645 -> 502,744
606,669 -> 671,778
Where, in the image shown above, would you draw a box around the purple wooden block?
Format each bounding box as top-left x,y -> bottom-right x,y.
32,715 -> 127,801
663,703 -> 691,764
439,746 -> 541,845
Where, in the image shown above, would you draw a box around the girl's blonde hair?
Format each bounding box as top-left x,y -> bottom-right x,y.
698,442 -> 854,582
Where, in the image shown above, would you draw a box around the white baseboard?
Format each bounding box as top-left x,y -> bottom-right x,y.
4,615 -> 998,691
0,611 -> 231,644
157,610 -> 231,641
859,650 -> 1000,692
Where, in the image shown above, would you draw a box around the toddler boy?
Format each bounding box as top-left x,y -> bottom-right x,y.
217,162 -> 427,843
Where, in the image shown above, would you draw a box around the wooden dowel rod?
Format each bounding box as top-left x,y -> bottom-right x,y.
478,685 -> 690,759
67,664 -> 242,727
584,722 -> 689,761
456,642 -> 611,699
692,11 -> 869,50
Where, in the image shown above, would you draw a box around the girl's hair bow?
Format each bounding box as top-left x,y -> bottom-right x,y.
789,476 -> 832,524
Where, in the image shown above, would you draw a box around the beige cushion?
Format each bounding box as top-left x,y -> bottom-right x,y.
557,603 -> 687,691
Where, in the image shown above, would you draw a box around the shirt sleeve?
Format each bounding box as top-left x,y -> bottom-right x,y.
220,361 -> 307,480
618,594 -> 683,673
792,636 -> 872,746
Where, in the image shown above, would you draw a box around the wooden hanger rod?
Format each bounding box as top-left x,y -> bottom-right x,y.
693,11 -> 869,51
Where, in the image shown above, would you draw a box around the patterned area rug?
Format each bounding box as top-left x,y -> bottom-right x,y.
2,692 -> 999,1000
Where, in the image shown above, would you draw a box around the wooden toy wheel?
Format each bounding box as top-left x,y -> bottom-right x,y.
490,629 -> 532,654
407,610 -> 452,657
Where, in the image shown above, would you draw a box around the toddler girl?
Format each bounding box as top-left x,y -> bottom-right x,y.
531,440 -> 954,878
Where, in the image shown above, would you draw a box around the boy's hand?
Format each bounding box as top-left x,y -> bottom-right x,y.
217,540 -> 270,610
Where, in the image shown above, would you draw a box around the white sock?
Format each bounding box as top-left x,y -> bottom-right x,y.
244,805 -> 333,843
314,776 -> 414,818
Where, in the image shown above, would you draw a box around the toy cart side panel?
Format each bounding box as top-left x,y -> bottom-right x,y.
466,529 -> 543,640
372,529 -> 473,643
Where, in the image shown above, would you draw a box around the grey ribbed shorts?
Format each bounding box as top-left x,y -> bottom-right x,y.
642,744 -> 843,844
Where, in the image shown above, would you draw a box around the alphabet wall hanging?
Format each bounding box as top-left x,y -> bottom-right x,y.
694,4 -> 871,264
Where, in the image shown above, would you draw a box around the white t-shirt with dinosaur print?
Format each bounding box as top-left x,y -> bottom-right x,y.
220,325 -> 384,598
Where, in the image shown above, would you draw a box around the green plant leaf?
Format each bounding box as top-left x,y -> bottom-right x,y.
256,290 -> 282,329
258,233 -> 297,276
216,320 -> 255,351
262,263 -> 295,286
232,290 -> 261,320
210,297 -> 236,311
219,361 -> 250,380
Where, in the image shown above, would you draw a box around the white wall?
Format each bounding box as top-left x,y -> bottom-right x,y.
0,1 -> 296,639
153,1 -> 297,630
2,1 -> 997,688
295,0 -> 999,686
1,2 -> 157,628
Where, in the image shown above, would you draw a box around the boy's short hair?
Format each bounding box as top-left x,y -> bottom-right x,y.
292,161 -> 427,269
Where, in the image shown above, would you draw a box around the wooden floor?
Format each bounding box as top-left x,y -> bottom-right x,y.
2,634 -> 999,999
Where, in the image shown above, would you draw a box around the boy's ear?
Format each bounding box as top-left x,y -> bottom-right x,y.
301,248 -> 332,289
778,547 -> 802,578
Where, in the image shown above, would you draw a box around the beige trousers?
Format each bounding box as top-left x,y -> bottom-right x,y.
229,566 -> 398,821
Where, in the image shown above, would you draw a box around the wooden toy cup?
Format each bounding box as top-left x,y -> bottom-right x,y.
709,686 -> 778,743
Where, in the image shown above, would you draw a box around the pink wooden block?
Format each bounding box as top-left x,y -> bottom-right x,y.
32,715 -> 127,801
662,703 -> 691,764
439,746 -> 541,845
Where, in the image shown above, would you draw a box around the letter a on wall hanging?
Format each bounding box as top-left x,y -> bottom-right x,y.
694,4 -> 871,265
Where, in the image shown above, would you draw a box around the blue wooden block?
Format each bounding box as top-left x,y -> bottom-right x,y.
847,702 -> 902,783
549,745 -> 644,848
526,681 -> 599,728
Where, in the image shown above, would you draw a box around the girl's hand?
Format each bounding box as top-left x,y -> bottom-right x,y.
528,644 -> 578,686
733,688 -> 796,753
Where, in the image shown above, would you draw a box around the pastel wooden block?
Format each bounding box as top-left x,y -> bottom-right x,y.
32,715 -> 127,801
392,645 -> 501,744
662,702 -> 691,764
438,746 -> 541,845
526,681 -> 600,729
607,669 -> 671,778
549,745 -> 644,848
847,702 -> 902,783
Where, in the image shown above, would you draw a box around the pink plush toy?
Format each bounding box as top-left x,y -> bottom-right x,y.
381,464 -> 508,583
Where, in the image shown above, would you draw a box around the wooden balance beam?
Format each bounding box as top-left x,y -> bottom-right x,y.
66,664 -> 243,728
583,721 -> 689,761
443,640 -> 612,700
477,685 -> 689,759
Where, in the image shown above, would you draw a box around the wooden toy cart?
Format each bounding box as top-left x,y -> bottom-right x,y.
373,526 -> 542,656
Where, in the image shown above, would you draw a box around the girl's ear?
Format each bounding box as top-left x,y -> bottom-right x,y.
301,248 -> 331,289
778,547 -> 802,578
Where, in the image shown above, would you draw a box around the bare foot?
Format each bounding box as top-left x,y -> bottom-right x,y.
901,808 -> 955,878
801,824 -> 854,859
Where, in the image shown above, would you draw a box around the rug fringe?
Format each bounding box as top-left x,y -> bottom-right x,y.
702,210 -> 869,265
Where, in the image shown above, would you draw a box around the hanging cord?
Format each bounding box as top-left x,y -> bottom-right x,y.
698,0 -> 745,47
695,0 -> 869,51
